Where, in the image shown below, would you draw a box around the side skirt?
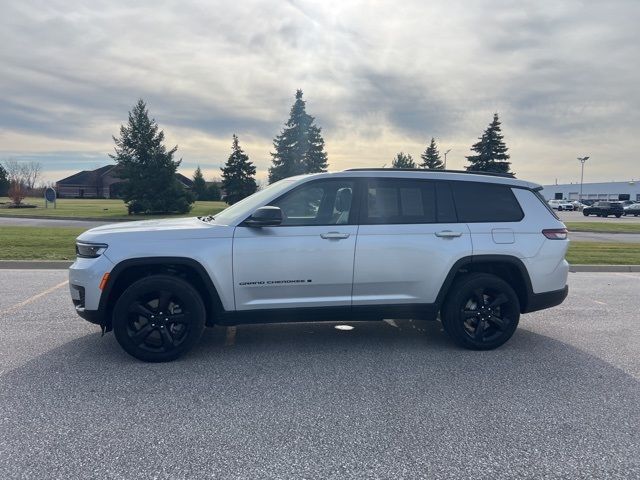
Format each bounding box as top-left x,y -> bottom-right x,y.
215,303 -> 439,326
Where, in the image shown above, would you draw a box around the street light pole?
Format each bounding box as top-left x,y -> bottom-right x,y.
444,149 -> 451,169
577,156 -> 590,203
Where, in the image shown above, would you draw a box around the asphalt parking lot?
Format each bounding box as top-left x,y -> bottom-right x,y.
0,270 -> 638,479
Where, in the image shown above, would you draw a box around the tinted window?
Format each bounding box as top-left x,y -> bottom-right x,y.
363,179 -> 459,224
451,182 -> 523,222
271,180 -> 355,226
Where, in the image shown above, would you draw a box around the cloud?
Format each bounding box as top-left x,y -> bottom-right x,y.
0,0 -> 638,184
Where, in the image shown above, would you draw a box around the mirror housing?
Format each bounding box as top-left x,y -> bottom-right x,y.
244,206 -> 283,227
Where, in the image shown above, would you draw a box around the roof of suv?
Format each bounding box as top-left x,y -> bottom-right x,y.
304,169 -> 541,190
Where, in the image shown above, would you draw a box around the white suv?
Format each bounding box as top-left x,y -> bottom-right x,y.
548,199 -> 574,211
69,169 -> 569,361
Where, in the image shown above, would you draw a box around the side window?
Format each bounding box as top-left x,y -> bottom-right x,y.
451,181 -> 524,222
364,179 -> 437,224
271,180 -> 355,226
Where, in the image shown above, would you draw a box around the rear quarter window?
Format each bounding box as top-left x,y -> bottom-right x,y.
451,182 -> 524,222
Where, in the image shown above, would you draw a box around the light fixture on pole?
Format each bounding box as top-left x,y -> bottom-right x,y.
577,156 -> 589,202
444,149 -> 451,169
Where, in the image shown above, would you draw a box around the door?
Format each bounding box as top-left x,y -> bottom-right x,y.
352,178 -> 472,306
233,178 -> 358,310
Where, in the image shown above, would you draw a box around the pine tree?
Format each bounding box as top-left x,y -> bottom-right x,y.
420,138 -> 444,169
392,152 -> 416,169
0,164 -> 9,196
268,89 -> 328,183
221,134 -> 257,205
110,99 -> 194,214
192,166 -> 206,199
466,113 -> 511,173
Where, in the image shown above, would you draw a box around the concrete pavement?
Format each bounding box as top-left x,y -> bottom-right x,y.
0,270 -> 638,479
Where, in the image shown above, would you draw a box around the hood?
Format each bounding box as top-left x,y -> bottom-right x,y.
77,216 -> 232,243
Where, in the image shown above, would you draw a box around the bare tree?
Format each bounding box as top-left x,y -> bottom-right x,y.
2,159 -> 23,184
22,161 -> 42,189
7,181 -> 26,206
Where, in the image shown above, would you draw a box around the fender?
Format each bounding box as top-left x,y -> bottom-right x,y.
434,254 -> 535,311
99,256 -> 224,323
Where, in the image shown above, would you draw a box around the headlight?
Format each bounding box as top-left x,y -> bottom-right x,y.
76,241 -> 108,258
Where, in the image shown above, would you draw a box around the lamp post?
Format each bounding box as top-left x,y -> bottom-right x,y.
577,156 -> 589,203
444,149 -> 451,169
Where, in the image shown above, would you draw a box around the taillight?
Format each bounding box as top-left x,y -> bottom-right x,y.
542,228 -> 568,240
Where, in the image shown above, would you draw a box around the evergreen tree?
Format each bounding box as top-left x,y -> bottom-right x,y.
204,183 -> 222,201
110,99 -> 194,214
392,152 -> 416,169
268,90 -> 328,183
192,166 -> 206,199
466,113 -> 511,173
0,164 -> 9,196
420,138 -> 444,169
221,135 -> 257,205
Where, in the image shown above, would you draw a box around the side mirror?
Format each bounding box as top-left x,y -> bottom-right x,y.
244,206 -> 283,227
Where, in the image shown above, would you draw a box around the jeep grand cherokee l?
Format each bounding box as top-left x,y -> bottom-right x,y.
69,169 -> 569,362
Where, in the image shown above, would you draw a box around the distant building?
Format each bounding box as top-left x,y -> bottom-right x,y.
540,181 -> 640,202
56,165 -> 193,199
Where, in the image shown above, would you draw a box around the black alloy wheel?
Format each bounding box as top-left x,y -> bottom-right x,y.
442,273 -> 520,350
112,275 -> 206,362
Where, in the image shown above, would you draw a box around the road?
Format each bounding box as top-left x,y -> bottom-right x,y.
0,270 -> 638,479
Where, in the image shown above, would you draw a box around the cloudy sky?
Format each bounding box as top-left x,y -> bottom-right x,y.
1,0 -> 638,185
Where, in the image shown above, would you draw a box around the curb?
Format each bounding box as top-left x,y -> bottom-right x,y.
569,265 -> 640,272
0,261 -> 74,269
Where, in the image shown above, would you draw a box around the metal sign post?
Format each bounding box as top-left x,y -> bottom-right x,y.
44,187 -> 57,209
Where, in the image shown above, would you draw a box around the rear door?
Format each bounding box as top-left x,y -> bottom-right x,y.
352,178 -> 472,306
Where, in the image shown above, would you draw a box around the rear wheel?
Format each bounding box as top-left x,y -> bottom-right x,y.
112,275 -> 206,362
441,273 -> 520,350
615,213 -> 622,218
583,211 -> 589,216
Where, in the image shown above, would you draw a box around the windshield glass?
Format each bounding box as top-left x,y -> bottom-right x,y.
211,178 -> 298,225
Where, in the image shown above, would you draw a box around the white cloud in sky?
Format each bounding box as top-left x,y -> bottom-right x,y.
1,0 -> 638,184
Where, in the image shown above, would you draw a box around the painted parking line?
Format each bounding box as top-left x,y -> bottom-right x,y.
0,280 -> 69,317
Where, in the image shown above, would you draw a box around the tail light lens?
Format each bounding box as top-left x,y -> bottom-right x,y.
542,228 -> 568,240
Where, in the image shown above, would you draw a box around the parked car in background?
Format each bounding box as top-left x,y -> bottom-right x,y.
571,201 -> 587,210
548,199 -> 574,211
623,203 -> 640,216
582,201 -> 624,218
620,200 -> 637,207
580,199 -> 597,206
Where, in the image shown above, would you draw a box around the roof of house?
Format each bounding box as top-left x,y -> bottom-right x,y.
56,165 -> 117,185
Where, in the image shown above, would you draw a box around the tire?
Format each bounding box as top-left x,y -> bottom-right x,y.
583,212 -> 589,216
112,275 -> 206,362
558,206 -> 563,211
615,213 -> 622,218
441,273 -> 520,350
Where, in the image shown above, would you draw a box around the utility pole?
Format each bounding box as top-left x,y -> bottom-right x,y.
444,149 -> 451,169
577,156 -> 590,202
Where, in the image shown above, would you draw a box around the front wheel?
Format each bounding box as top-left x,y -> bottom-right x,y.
615,213 -> 622,218
583,211 -> 589,216
441,273 -> 520,350
112,275 -> 206,362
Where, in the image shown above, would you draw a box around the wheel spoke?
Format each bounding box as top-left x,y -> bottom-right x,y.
157,290 -> 172,313
472,289 -> 486,307
474,319 -> 485,339
488,293 -> 509,308
462,309 -> 477,319
131,324 -> 154,345
130,302 -> 153,318
167,313 -> 188,324
159,327 -> 175,348
487,315 -> 507,331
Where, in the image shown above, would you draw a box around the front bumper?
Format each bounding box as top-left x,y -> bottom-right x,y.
68,254 -> 115,325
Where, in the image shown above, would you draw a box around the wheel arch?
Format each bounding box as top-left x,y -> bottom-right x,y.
100,257 -> 224,331
435,255 -> 534,313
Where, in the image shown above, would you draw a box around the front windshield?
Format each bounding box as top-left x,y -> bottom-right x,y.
211,178 -> 298,225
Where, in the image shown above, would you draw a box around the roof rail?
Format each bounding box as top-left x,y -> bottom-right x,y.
343,168 -> 515,178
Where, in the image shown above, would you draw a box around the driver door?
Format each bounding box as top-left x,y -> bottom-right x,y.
232,178 -> 359,311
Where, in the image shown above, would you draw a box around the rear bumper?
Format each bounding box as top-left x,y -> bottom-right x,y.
523,285 -> 568,313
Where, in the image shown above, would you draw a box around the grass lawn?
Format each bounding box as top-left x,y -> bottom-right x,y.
0,227 -> 85,260
0,197 -> 227,220
565,242 -> 640,265
2,226 -> 639,265
565,222 -> 640,234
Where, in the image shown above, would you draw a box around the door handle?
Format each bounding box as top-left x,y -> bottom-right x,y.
320,232 -> 350,239
435,230 -> 463,238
